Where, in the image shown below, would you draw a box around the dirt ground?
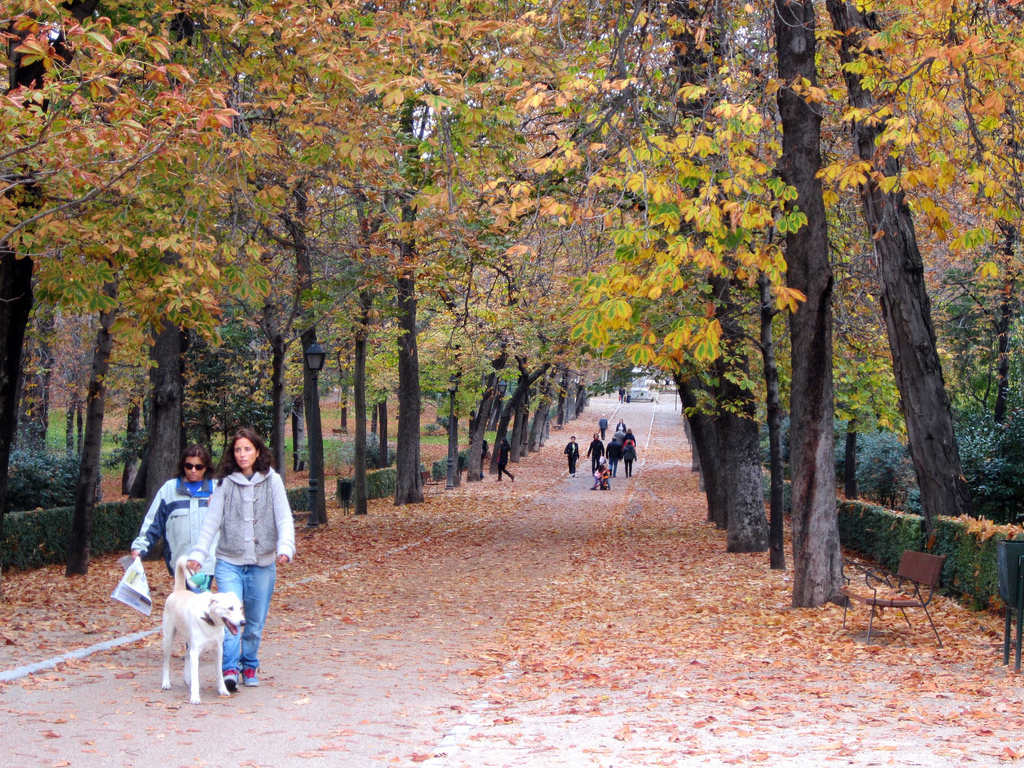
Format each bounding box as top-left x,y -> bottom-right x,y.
3,396 -> 1024,767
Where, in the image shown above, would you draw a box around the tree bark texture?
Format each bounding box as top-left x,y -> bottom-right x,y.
67,291 -> 117,576
759,273 -> 786,570
0,250 -> 33,592
394,222 -> 423,505
777,0 -> 843,606
467,370 -> 500,482
827,0 -> 973,530
676,375 -> 725,527
145,320 -> 184,505
845,425 -> 858,500
269,329 -> 287,482
353,291 -> 370,515
377,399 -> 389,470
122,401 -> 140,495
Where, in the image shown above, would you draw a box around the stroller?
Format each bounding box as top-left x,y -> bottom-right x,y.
593,466 -> 611,491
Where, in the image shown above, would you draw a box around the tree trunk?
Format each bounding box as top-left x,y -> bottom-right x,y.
467,370 -> 500,482
145,320 -> 184,505
377,399 -> 389,469
66,291 -> 117,576
676,375 -> 724,525
759,273 -> 786,570
353,292 -> 370,515
845,424 -> 858,500
292,394 -> 305,472
301,326 -> 326,525
121,401 -> 141,495
19,308 -> 53,451
0,250 -> 33,595
827,0 -> 973,531
994,229 -> 1015,424
527,375 -> 553,452
778,0 -> 843,606
711,278 -> 768,554
393,207 -> 423,505
269,329 -> 287,482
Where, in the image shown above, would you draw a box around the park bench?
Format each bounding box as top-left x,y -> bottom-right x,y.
840,550 -> 946,646
421,469 -> 443,493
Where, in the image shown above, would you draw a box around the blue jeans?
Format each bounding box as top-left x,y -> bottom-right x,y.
215,560 -> 276,673
608,457 -> 619,477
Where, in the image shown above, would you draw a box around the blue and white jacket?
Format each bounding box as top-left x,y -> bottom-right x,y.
131,476 -> 217,576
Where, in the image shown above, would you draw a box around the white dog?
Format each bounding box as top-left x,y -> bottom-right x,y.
161,556 -> 245,704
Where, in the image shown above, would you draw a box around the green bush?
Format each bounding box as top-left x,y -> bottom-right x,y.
286,486 -> 309,513
332,433 -> 395,471
846,431 -> 917,510
956,409 -> 1024,524
838,498 -> 1023,610
431,451 -> 468,481
2,499 -> 147,571
6,450 -> 80,512
335,466 -> 397,503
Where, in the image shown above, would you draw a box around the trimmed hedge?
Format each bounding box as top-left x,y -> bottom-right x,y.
431,451 -> 468,481
838,499 -> 1022,610
2,499 -> 147,571
286,486 -> 309,513
335,466 -> 397,503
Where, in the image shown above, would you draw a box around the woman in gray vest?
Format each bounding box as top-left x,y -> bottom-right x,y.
188,427 -> 295,692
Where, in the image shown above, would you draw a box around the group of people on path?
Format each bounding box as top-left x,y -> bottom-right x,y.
564,414 -> 638,490
130,427 -> 295,692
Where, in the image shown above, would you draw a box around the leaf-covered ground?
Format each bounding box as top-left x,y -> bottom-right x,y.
2,397 -> 1023,767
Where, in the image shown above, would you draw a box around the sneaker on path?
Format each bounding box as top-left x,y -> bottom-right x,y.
242,668 -> 259,687
223,669 -> 238,692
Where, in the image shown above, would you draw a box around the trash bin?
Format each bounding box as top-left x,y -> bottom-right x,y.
338,479 -> 353,514
997,539 -> 1024,669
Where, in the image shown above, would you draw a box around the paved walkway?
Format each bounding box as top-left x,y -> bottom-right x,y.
3,396 -> 1024,767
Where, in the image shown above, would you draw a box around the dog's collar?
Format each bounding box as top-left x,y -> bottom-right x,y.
201,613 -> 216,626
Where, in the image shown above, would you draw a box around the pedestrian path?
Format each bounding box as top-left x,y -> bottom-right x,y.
2,396 -> 1021,767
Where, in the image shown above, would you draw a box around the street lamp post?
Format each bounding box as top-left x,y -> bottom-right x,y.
446,374 -> 458,490
304,341 -> 327,527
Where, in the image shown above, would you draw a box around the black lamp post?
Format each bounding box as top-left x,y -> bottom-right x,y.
446,374 -> 458,490
304,341 -> 326,527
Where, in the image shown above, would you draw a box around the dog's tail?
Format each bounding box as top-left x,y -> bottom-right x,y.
173,556 -> 191,593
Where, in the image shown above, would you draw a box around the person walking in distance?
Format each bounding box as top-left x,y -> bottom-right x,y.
496,437 -> 515,482
586,433 -> 604,474
564,436 -> 580,477
622,432 -> 637,477
598,414 -> 609,440
605,436 -> 623,477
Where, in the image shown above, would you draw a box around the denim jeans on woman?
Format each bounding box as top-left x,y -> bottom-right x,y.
215,560 -> 276,673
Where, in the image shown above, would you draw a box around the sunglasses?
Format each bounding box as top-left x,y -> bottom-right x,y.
183,463 -> 206,471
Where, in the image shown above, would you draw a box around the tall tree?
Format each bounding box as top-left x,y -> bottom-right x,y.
777,0 -> 843,605
827,0 -> 974,531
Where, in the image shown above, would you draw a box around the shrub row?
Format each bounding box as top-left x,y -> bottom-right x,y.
335,466 -> 397,503
430,452 -> 468,481
2,500 -> 147,571
838,499 -> 1021,610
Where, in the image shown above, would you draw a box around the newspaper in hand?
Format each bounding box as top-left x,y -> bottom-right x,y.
111,556 -> 152,616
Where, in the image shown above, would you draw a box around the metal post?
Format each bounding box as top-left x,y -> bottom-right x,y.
307,366 -> 322,527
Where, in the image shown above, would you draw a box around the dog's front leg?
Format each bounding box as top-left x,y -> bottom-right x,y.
188,646 -> 203,704
214,637 -> 229,697
161,622 -> 174,692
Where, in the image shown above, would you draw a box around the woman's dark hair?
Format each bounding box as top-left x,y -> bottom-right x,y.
177,445 -> 213,477
218,427 -> 273,477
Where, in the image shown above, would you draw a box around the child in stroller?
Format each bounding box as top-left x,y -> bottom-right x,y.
592,458 -> 611,490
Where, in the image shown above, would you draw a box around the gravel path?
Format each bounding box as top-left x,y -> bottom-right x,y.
2,395 -> 1022,767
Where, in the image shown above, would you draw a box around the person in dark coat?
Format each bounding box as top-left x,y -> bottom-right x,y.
622,435 -> 637,477
605,437 -> 623,477
564,436 -> 580,477
586,433 -> 605,473
496,437 -> 514,482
